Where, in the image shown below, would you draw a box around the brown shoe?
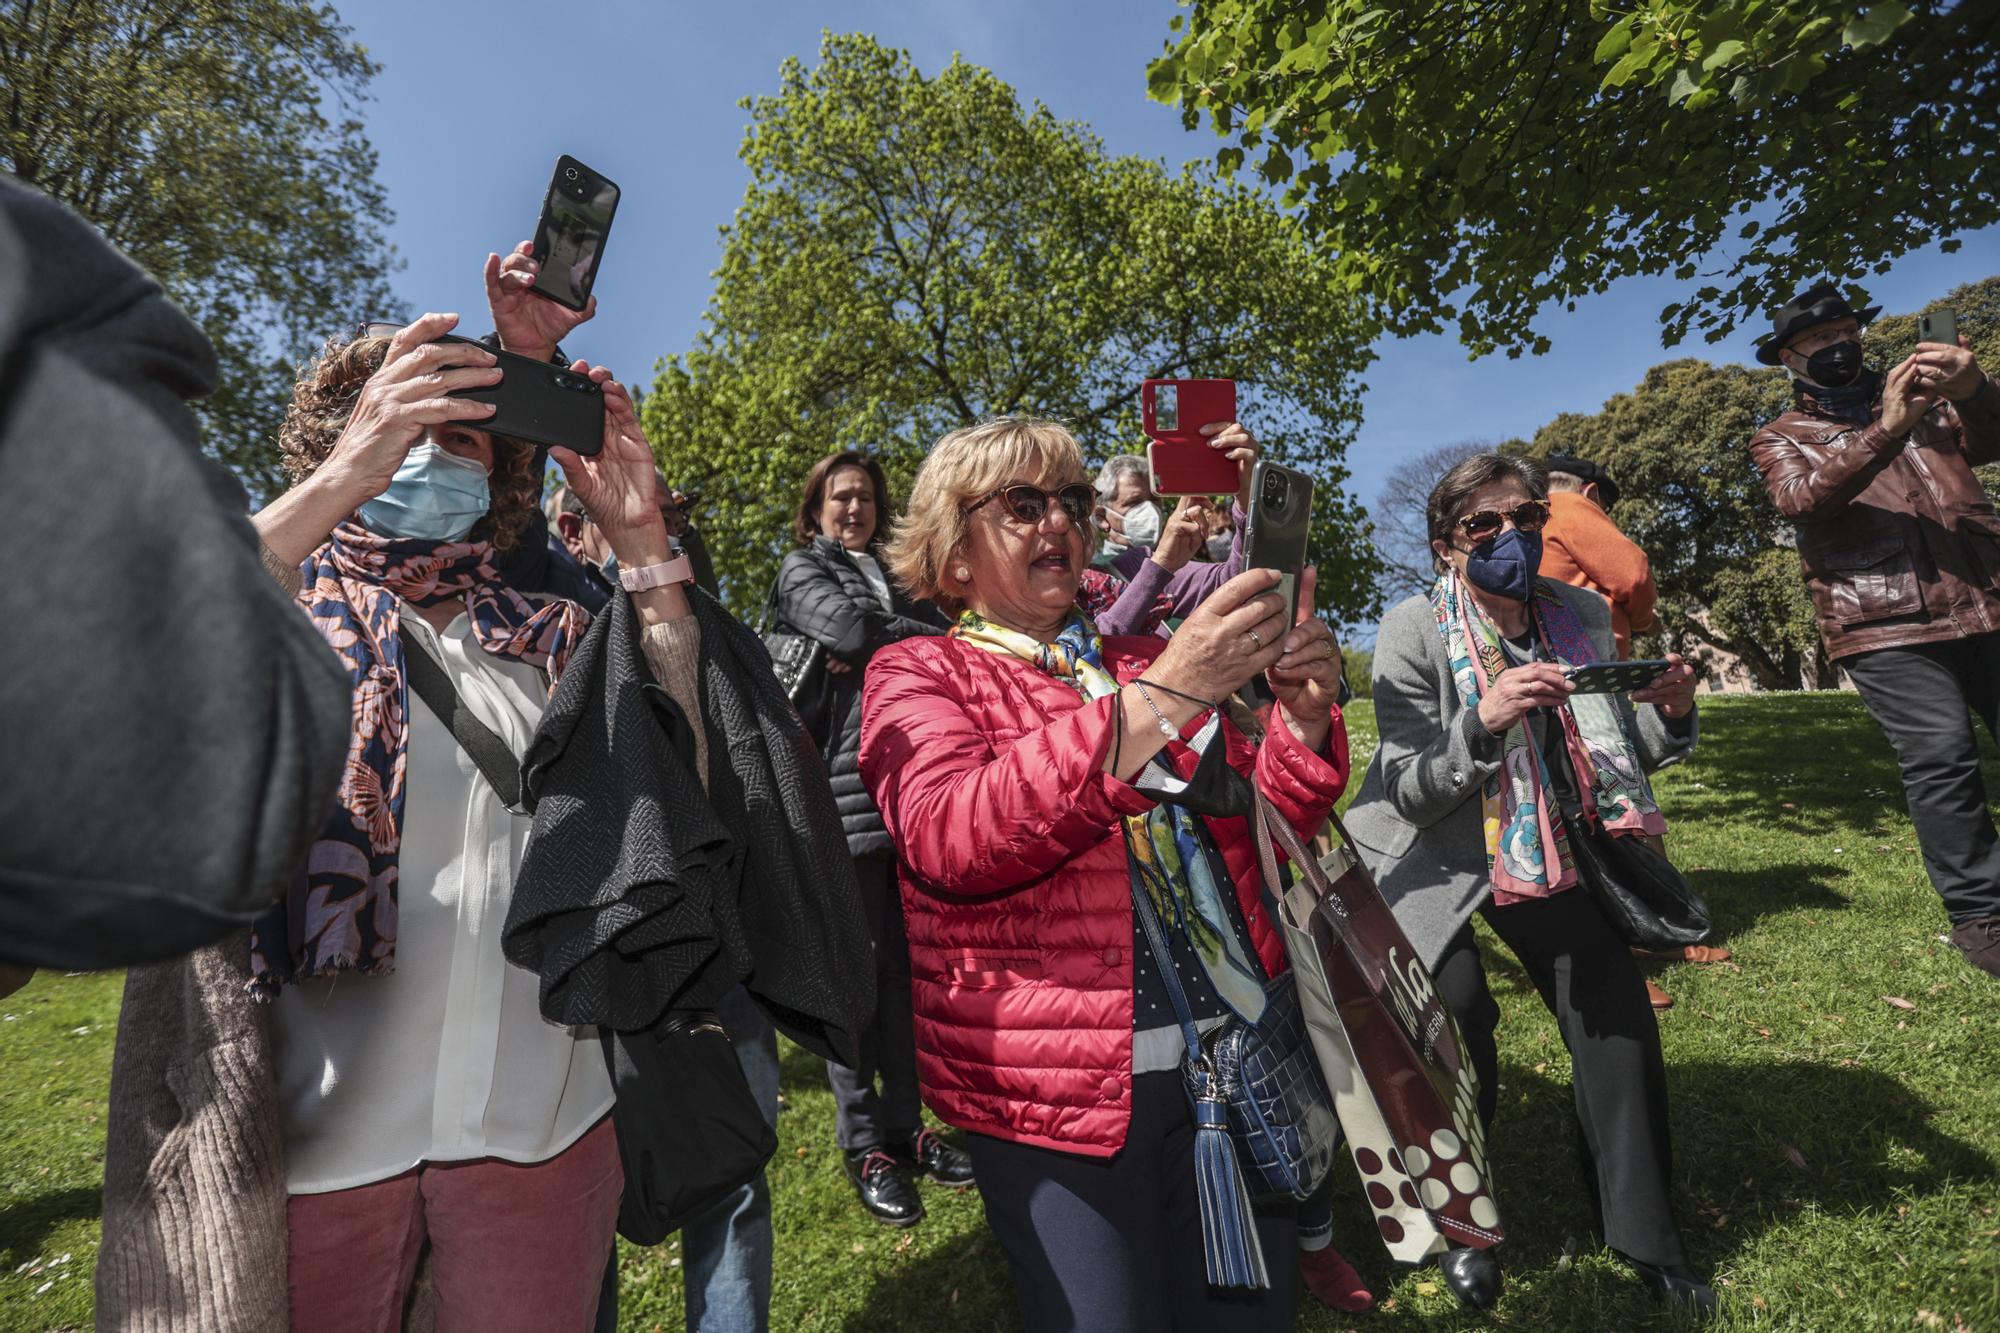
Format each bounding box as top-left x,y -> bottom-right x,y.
1633,944 -> 1732,964
1950,917 -> 2000,978
1645,979 -> 1675,1010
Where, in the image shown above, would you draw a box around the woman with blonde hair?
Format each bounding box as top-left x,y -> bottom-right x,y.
860,417 -> 1350,1330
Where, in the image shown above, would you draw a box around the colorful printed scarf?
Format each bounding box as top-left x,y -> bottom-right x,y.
247,522 -> 588,995
1431,572 -> 1664,906
950,608 -> 1268,1020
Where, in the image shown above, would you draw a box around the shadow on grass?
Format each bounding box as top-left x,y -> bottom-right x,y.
839,1220 -> 1018,1333
1691,863 -> 1851,939
1317,1054 -> 1992,1296
0,1185 -> 101,1267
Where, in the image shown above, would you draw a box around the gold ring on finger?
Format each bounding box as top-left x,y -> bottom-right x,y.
1246,628 -> 1264,650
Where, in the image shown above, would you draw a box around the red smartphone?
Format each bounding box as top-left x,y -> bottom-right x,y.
1143,378 -> 1240,496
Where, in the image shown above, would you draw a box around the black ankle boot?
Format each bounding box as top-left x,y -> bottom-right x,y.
1620,1253 -> 1718,1317
892,1127 -> 976,1187
843,1146 -> 925,1227
1439,1246 -> 1503,1309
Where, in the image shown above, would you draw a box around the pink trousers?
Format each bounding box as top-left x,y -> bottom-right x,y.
287,1116 -> 621,1333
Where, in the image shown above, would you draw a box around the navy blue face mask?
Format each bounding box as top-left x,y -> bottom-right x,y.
1464,528 -> 1542,603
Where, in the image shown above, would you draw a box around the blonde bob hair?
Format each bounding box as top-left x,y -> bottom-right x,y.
882,416 -> 1094,609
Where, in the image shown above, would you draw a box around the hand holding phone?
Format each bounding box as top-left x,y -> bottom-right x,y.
485,240 -> 595,363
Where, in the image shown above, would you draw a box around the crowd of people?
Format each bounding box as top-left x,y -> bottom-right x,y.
5,170 -> 1999,1332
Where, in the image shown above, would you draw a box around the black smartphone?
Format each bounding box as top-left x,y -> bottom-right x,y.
1243,460 -> 1314,624
530,155 -> 620,312
1561,659 -> 1673,694
363,324 -> 605,456
1919,308 -> 1959,349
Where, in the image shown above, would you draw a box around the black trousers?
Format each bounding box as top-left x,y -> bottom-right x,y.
1843,631 -> 2000,926
964,1070 -> 1298,1333
826,855 -> 923,1150
1433,890 -> 1685,1267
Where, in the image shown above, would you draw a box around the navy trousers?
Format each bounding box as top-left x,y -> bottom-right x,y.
963,1070 -> 1298,1333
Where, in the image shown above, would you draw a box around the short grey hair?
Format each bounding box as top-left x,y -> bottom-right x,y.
1095,453 -> 1151,503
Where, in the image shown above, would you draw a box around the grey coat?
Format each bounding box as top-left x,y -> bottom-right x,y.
1342,580 -> 1698,969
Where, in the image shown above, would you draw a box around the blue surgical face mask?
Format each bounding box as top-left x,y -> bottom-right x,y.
600,551 -> 619,580
357,443 -> 491,543
1464,527 -> 1542,603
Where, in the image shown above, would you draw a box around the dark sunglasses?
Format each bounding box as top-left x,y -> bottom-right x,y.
967,482 -> 1097,528
1454,499 -> 1551,544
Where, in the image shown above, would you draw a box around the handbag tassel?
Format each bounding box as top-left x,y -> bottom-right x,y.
1192,1095 -> 1269,1289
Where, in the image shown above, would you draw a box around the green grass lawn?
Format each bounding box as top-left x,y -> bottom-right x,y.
5,694 -> 1997,1331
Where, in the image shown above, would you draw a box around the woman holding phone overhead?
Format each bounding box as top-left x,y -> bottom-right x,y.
1340,451 -> 1713,1316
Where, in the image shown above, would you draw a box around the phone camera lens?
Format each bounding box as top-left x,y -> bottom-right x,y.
564,166 -> 579,181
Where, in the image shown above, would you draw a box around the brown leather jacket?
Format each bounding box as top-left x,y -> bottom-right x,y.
1749,377 -> 2000,660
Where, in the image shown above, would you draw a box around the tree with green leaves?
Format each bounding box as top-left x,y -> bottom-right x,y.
1,0 -> 398,494
644,31 -> 1381,625
1520,274 -> 1999,689
1148,0 -> 1996,356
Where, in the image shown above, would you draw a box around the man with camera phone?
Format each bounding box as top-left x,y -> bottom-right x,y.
1747,283 -> 2000,979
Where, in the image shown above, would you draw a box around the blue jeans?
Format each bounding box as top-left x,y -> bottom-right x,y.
683,987 -> 782,1333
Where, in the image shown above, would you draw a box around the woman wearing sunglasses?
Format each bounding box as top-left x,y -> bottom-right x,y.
1341,452 -> 1712,1316
857,417 -> 1352,1331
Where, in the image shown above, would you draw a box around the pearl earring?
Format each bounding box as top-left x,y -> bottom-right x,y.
954,566 -> 970,582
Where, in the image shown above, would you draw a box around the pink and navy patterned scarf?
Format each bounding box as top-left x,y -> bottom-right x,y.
1431,573 -> 1664,907
247,522 -> 588,996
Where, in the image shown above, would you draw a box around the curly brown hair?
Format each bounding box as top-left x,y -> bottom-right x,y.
276,334 -> 541,552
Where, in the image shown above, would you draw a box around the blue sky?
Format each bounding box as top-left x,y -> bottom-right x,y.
337,0 -> 1999,562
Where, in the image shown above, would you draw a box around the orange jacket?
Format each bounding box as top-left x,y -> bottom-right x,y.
1540,491 -> 1657,658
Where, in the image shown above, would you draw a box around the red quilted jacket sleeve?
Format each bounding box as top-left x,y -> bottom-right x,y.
860,640 -> 1159,897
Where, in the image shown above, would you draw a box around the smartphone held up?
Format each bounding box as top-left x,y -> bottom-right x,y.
1243,459 -> 1314,625
530,155 -> 620,312
1143,378 -> 1240,496
359,323 -> 605,458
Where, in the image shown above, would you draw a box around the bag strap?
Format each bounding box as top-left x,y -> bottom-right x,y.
1249,793 -> 1352,927
1128,875 -> 1212,1072
398,623 -> 525,813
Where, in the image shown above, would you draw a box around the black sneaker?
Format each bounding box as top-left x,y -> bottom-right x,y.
843,1147 -> 925,1227
893,1127 -> 976,1188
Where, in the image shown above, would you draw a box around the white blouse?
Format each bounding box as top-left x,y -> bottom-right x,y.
273,605 -> 615,1195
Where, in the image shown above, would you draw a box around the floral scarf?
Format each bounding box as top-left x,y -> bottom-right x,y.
950,608 -> 1268,1020
247,522 -> 588,996
1431,572 -> 1665,906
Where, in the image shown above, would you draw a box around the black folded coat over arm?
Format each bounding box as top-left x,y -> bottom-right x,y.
502,585 -> 874,1066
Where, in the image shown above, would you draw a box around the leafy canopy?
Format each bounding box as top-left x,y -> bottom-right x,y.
0,0 -> 399,494
644,32 -> 1381,625
1148,0 -> 1996,355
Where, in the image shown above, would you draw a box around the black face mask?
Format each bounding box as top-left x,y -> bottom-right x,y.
1803,339 -> 1865,388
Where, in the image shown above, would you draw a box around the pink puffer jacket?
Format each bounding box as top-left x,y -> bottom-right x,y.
859,633 -> 1348,1157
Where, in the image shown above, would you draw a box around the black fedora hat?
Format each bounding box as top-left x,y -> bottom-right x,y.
1755,281 -> 1881,365
1544,455 -> 1620,510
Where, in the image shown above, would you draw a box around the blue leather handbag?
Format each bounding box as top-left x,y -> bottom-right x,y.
1131,880 -> 1341,1288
